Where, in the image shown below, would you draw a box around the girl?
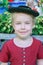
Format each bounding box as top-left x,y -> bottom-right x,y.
0,6 -> 43,65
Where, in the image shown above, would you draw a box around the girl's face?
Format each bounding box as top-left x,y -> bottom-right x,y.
12,13 -> 34,39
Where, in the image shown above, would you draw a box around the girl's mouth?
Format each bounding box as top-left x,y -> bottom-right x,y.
19,30 -> 29,34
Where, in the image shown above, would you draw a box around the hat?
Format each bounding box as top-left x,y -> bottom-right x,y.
8,6 -> 39,17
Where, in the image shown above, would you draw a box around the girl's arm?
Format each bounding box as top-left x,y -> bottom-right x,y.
37,59 -> 43,65
0,62 -> 8,65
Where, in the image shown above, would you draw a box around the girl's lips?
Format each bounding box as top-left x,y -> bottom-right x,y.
18,30 -> 29,34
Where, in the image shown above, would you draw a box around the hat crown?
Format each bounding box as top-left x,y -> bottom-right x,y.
18,6 -> 31,10
8,5 -> 39,17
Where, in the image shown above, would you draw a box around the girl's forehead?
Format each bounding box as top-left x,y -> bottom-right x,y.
13,12 -> 34,16
12,13 -> 35,24
12,12 -> 34,20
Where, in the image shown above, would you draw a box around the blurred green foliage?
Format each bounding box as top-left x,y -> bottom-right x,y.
32,16 -> 43,35
0,12 -> 14,33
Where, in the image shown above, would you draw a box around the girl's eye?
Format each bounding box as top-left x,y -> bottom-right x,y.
16,23 -> 21,24
25,22 -> 30,24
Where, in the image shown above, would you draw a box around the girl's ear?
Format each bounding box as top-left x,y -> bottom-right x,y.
32,18 -> 35,29
32,25 -> 35,29
11,15 -> 15,29
12,22 -> 15,29
11,22 -> 15,33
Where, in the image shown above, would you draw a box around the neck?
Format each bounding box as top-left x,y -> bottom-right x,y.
14,36 -> 33,48
16,36 -> 32,42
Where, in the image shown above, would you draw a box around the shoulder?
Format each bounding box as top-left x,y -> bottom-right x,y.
33,37 -> 42,46
31,37 -> 43,52
2,39 -> 14,47
1,39 -> 14,51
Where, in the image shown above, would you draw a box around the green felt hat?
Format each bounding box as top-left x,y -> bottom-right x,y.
8,6 -> 39,17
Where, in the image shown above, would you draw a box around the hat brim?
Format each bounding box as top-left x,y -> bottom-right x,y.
8,6 -> 39,17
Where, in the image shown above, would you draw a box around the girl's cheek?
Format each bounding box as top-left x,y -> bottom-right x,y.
25,25 -> 33,30
14,25 -> 21,30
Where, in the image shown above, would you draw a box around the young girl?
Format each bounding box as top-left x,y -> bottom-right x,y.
0,6 -> 43,65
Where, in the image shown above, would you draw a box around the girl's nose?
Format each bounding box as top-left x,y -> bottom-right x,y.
21,23 -> 25,29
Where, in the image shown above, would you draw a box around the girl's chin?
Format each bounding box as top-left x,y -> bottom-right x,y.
17,35 -> 30,40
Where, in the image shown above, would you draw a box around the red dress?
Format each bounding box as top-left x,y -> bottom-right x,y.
0,38 -> 43,65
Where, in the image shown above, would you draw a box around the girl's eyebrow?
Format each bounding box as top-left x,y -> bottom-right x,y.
15,21 -> 21,22
25,21 -> 31,22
